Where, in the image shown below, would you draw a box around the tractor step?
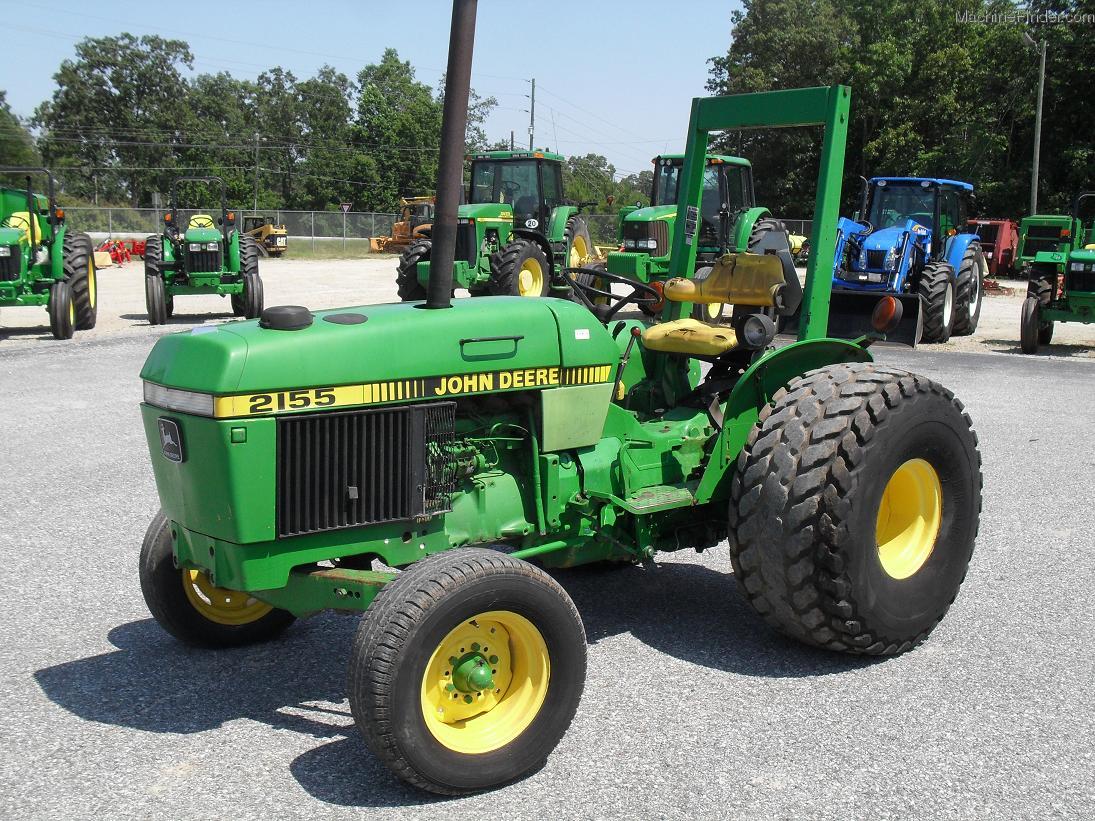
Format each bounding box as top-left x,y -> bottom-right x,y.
621,484 -> 695,513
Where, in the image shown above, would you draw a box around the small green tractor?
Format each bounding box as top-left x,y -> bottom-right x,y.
1020,192 -> 1095,353
143,176 -> 264,324
137,43 -> 982,796
607,153 -> 788,321
396,149 -> 594,300
1016,212 -> 1076,279
0,167 -> 97,339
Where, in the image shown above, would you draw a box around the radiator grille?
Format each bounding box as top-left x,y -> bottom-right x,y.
1067,268 -> 1095,293
623,220 -> 669,257
865,249 -> 887,269
186,246 -> 222,273
0,245 -> 20,281
276,402 -> 456,538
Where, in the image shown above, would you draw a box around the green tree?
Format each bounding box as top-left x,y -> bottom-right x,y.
33,34 -> 194,206
0,90 -> 40,171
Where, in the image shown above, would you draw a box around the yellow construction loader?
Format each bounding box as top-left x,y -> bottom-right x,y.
243,215 -> 288,257
370,196 -> 434,253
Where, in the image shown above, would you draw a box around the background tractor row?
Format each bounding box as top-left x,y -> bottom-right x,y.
1020,191 -> 1095,353
395,150 -> 595,300
143,176 -> 265,325
0,167 -> 97,340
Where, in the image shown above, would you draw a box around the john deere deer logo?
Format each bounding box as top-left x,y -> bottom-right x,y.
158,419 -> 183,463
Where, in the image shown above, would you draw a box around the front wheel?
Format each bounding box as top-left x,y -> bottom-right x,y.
952,243 -> 985,336
48,281 -> 75,340
729,363 -> 981,655
138,510 -> 295,647
1019,296 -> 1043,354
231,274 -> 264,319
348,548 -> 586,794
145,275 -> 167,325
489,239 -> 551,297
918,260 -> 956,343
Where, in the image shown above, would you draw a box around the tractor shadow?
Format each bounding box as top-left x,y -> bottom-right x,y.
0,326 -> 54,341
982,339 -> 1093,358
119,312 -> 237,326
33,557 -> 878,808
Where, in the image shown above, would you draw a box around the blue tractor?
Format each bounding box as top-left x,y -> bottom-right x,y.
828,177 -> 986,344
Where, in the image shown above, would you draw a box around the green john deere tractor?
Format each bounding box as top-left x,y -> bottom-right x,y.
1016,212 -> 1076,279
136,15 -> 982,796
0,167 -> 97,339
1020,192 -> 1095,353
396,149 -> 594,300
607,153 -> 787,322
143,176 -> 263,324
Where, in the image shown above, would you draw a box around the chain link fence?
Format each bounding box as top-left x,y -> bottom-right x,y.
64,206 -> 813,250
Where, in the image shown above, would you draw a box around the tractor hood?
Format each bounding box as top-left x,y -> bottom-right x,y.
623,205 -> 676,224
458,202 -> 513,222
861,219 -> 929,252
184,227 -> 222,243
140,297 -> 619,402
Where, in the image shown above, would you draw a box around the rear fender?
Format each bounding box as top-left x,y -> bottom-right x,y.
731,206 -> 772,251
944,232 -> 978,277
548,205 -> 578,243
227,229 -> 240,272
694,338 -> 873,504
50,223 -> 66,278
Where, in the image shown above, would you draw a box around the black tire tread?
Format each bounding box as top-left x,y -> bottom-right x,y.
728,362 -> 982,655
747,217 -> 789,252
488,238 -> 549,297
63,230 -> 97,330
952,242 -> 983,336
396,239 -> 430,301
918,260 -> 954,343
348,547 -> 585,795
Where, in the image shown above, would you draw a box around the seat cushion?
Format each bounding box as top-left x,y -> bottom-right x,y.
641,318 -> 739,356
663,252 -> 784,307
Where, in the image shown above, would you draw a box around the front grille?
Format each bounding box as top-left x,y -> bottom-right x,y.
454,222 -> 476,265
1023,226 -> 1064,256
186,246 -> 221,273
865,249 -> 887,269
1067,268 -> 1095,293
622,220 -> 669,257
0,245 -> 21,280
276,402 -> 456,538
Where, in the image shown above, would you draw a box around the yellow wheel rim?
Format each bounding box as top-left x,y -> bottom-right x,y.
181,569 -> 273,625
87,261 -> 96,309
420,610 -> 549,755
517,258 -> 544,297
67,299 -> 74,325
876,458 -> 942,579
569,235 -> 589,268
704,302 -> 723,321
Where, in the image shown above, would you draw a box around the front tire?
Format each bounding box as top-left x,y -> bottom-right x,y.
729,363 -> 981,655
348,548 -> 586,794
489,239 -> 551,297
918,260 -> 956,343
48,281 -> 75,340
63,231 -> 97,330
952,243 -> 985,336
396,239 -> 430,301
145,273 -> 167,325
139,510 -> 295,648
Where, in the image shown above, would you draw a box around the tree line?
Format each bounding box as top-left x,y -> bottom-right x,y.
2,2 -> 1091,221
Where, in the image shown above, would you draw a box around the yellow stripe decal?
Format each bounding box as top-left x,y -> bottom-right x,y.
211,365 -> 614,418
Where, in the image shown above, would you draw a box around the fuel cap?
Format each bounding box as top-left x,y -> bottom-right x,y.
259,305 -> 313,330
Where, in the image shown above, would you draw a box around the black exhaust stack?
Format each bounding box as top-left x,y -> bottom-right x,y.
425,0 -> 477,310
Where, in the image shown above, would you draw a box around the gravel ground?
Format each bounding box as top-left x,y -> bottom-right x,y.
1,259 -> 1093,819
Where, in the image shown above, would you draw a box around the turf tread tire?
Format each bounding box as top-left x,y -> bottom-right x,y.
348,547 -> 586,795
728,362 -> 982,656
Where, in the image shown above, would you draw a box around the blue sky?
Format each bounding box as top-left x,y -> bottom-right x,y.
1,0 -> 741,178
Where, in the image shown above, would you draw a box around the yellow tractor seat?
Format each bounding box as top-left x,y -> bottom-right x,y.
1085,244 -> 1095,251
662,252 -> 785,307
3,211 -> 37,244
642,318 -> 739,356
188,213 -> 216,229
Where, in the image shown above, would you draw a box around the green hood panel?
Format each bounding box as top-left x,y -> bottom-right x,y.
623,205 -> 676,224
1070,248 -> 1095,262
141,297 -> 619,396
184,227 -> 222,243
458,202 -> 513,221
1034,250 -> 1067,265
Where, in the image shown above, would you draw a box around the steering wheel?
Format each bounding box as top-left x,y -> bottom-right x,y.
500,181 -> 521,203
563,266 -> 662,322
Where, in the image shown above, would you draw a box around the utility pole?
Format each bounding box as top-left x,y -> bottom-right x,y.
253,132 -> 260,213
1023,32 -> 1046,214
510,130 -> 514,151
527,78 -> 535,150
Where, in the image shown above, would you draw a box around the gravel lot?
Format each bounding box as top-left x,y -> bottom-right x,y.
1,258 -> 1093,819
